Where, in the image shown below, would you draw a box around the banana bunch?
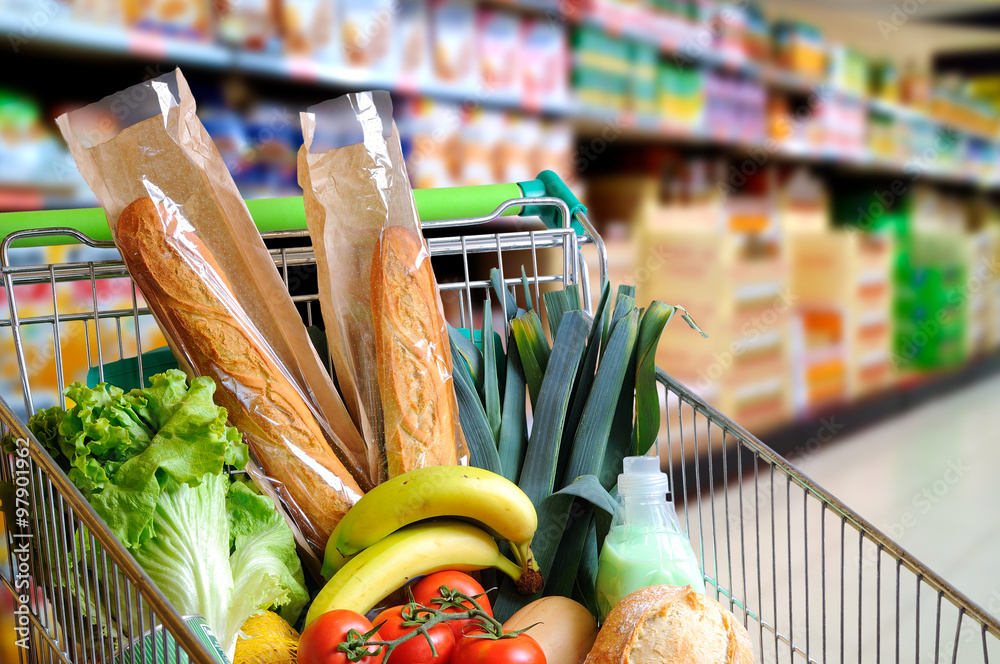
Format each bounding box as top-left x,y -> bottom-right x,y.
305,466 -> 542,626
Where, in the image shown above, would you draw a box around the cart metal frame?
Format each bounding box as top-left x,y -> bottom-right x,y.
2,198 -> 998,664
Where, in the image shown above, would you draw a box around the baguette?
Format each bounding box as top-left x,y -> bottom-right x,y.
117,197 -> 363,552
584,585 -> 754,664
371,225 -> 458,478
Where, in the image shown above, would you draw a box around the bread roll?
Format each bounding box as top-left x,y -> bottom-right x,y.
117,197 -> 364,552
371,225 -> 458,478
584,586 -> 754,664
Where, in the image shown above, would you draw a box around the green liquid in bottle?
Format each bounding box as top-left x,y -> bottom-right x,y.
595,526 -> 706,622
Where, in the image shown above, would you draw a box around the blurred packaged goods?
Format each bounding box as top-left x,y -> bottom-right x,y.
0,245 -> 167,421
658,62 -> 704,131
520,16 -> 570,109
572,25 -> 631,113
0,89 -> 91,210
399,99 -> 573,190
586,164 -> 793,441
789,232 -> 895,403
430,0 -> 477,89
871,59 -> 900,105
121,0 -> 212,38
828,46 -> 869,100
772,20 -> 826,81
477,7 -> 521,98
965,228 -> 999,357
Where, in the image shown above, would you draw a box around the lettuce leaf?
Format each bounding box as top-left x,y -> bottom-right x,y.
131,474 -> 233,654
90,372 -> 247,547
22,370 -> 304,654
226,479 -> 308,641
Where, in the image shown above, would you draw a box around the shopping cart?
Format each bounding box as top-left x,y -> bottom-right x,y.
1,178 -> 998,664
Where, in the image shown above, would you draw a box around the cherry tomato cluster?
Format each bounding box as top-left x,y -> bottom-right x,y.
298,571 -> 546,664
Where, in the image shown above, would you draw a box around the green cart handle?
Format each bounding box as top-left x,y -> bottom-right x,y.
0,171 -> 587,248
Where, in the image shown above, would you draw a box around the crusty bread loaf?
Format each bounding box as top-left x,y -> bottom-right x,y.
584,586 -> 754,664
370,225 -> 458,478
117,197 -> 364,552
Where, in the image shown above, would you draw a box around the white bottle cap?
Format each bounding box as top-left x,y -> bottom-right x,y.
618,455 -> 669,496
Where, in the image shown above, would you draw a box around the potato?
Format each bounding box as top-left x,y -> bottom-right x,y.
503,597 -> 599,664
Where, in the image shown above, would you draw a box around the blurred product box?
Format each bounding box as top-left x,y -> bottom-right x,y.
828,46 -> 869,99
815,95 -> 866,161
520,17 -> 569,109
395,0 -> 434,87
124,0 -> 212,39
789,231 -> 895,402
218,0 -> 283,51
0,245 -> 167,421
871,59 -> 900,104
630,41 -> 659,117
704,73 -> 765,144
496,113 -> 539,184
894,232 -> 968,371
430,0 -> 478,89
400,99 -> 570,190
399,98 -> 463,189
336,0 -> 396,77
987,224 -> 1000,351
572,25 -> 630,112
478,8 -> 521,98
965,229 -> 998,357
772,20 -> 826,81
276,0 -> 334,59
778,168 -> 828,233
460,107 -> 504,187
637,229 -> 793,440
658,62 -> 705,131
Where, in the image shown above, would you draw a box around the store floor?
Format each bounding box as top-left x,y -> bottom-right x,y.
697,372 -> 1000,662
791,373 -> 1000,619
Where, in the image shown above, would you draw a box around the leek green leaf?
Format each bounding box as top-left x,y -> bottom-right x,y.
482,298 -> 502,442
562,308 -> 639,486
448,324 -> 484,393
511,310 -> 551,409
450,343 -> 502,474
634,302 -> 676,456
516,311 -> 588,508
497,332 -> 528,483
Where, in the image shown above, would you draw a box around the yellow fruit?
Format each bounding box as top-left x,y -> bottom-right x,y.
503,596 -> 599,664
234,612 -> 299,664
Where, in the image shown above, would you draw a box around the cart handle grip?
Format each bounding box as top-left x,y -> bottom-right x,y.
415,171 -> 587,234
0,172 -> 587,248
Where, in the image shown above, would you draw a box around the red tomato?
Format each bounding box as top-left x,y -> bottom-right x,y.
298,610 -> 385,664
452,630 -> 546,664
411,571 -> 493,640
374,604 -> 456,664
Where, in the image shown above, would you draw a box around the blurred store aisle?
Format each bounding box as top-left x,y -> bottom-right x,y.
791,373 -> 1000,617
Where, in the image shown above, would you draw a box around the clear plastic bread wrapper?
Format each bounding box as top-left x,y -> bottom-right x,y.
56,69 -> 372,567
298,90 -> 467,483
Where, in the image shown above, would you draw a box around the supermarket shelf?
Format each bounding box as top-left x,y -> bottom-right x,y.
575,112 -> 1000,189
3,9 -> 999,193
0,14 -> 572,116
1,16 -> 230,67
672,351 -> 1000,499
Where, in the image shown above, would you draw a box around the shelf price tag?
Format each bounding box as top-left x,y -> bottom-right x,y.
128,30 -> 167,60
287,58 -> 320,81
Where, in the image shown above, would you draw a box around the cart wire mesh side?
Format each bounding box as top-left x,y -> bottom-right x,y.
2,200 -> 999,664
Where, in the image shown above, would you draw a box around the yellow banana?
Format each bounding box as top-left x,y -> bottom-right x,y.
306,521 -> 542,627
322,466 -> 538,578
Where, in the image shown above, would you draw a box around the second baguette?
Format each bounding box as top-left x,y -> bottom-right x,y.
371,225 -> 458,478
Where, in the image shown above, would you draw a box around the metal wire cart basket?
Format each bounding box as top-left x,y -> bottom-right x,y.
2,184 -> 999,664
